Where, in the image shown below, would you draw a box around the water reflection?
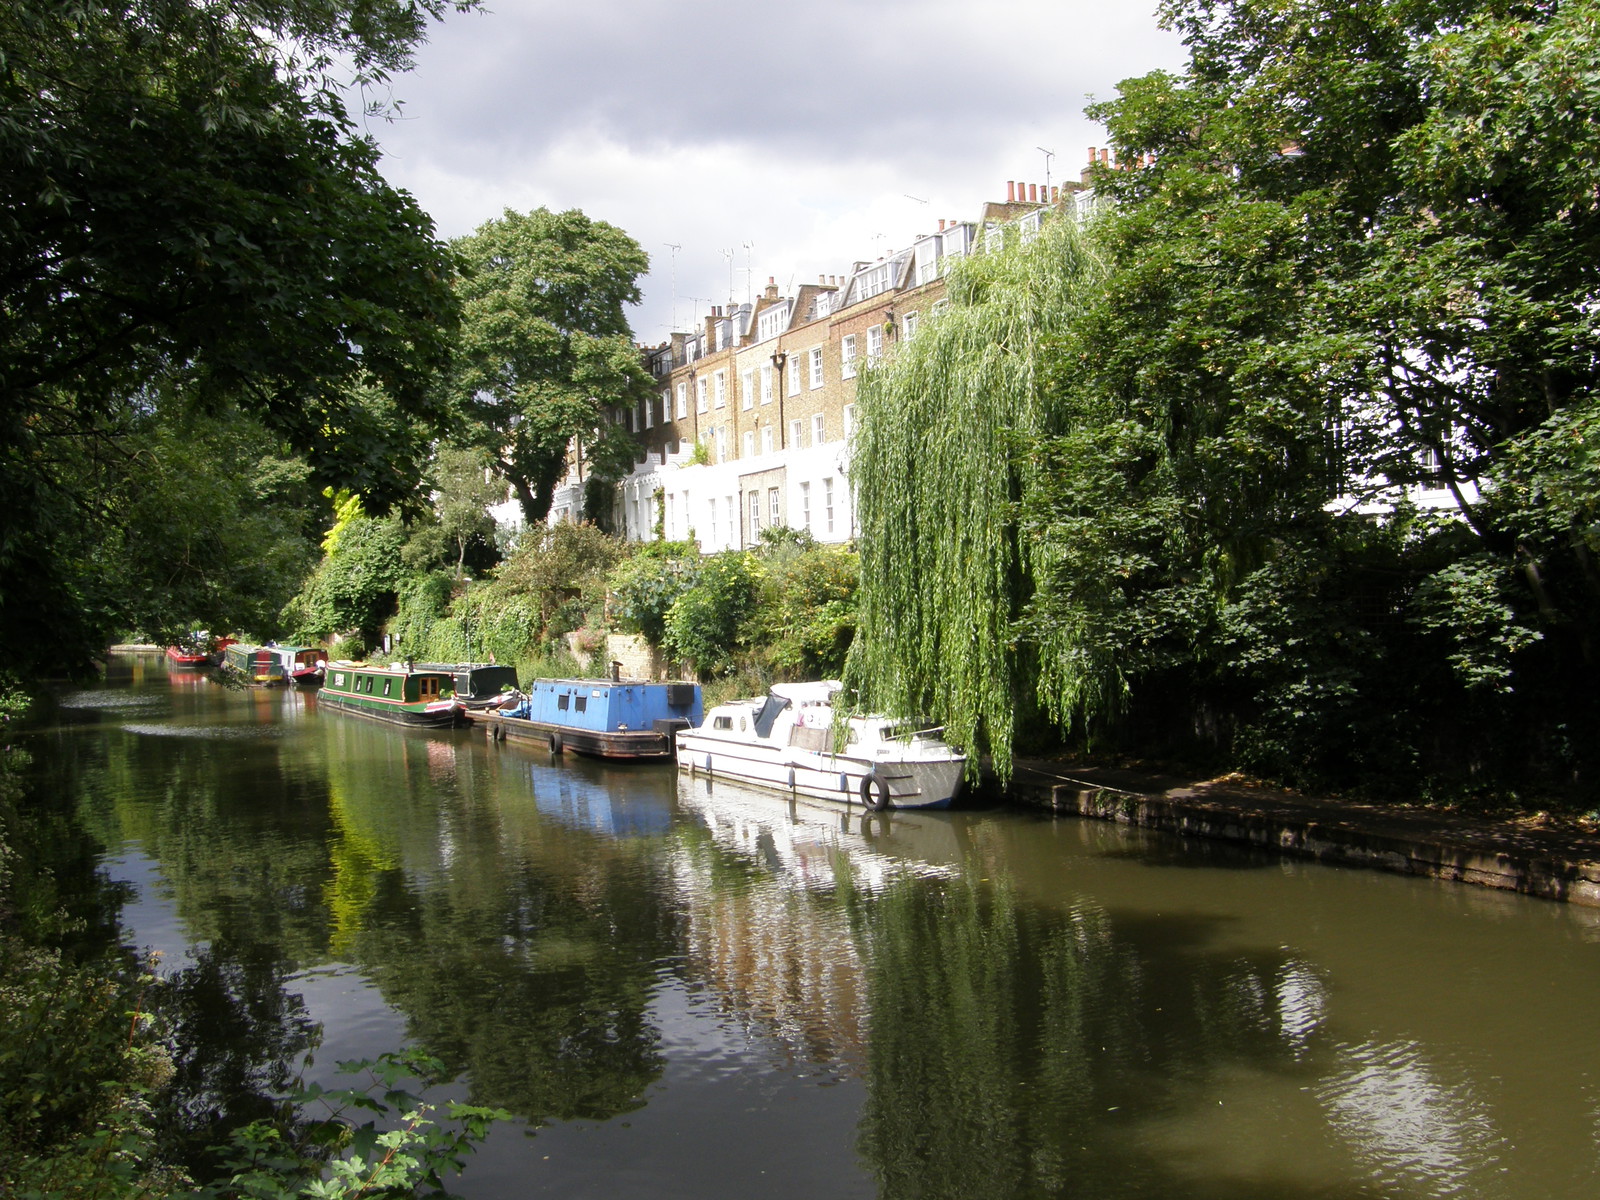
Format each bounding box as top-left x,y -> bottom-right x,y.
24,659 -> 1600,1200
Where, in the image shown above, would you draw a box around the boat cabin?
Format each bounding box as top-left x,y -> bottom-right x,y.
518,678 -> 702,735
223,643 -> 284,685
417,662 -> 520,705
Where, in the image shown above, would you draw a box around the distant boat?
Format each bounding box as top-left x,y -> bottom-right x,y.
675,681 -> 966,810
471,677 -> 701,760
164,643 -> 209,670
415,661 -> 521,710
221,643 -> 286,686
268,644 -> 327,687
318,661 -> 465,727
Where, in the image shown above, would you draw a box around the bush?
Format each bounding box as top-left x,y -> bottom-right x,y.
607,541 -> 701,646
664,552 -> 760,676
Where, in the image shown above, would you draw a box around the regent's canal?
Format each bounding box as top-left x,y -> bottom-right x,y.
23,652 -> 1600,1198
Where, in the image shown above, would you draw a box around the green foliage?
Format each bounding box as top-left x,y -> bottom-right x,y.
387,574 -> 459,660
607,541 -> 703,647
1069,0 -> 1600,799
1,0 -> 473,679
447,208 -> 653,525
402,446 -> 505,580
190,1051 -> 509,1200
287,517 -> 407,644
1410,554 -> 1543,694
664,553 -> 760,676
747,539 -> 859,680
848,217 -> 1107,778
1,0 -> 466,504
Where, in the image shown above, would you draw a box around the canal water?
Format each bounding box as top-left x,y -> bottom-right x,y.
23,653 -> 1600,1198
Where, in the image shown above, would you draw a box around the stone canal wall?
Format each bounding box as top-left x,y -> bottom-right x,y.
998,761 -> 1600,908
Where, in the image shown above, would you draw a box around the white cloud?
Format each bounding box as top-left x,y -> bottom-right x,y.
371,0 -> 1188,341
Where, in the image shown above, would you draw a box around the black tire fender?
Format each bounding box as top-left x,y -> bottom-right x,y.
860,771 -> 892,810
549,731 -> 563,755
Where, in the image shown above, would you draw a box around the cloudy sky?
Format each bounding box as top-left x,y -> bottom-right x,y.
366,1 -> 1190,344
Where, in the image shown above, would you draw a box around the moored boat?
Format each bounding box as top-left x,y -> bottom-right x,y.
416,662 -> 520,709
318,662 -> 465,727
674,680 -> 966,810
222,642 -> 286,686
164,643 -> 209,670
472,677 -> 701,760
269,644 -> 327,687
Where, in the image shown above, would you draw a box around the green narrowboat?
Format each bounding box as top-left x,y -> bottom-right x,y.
223,642 -> 286,686
318,662 -> 465,727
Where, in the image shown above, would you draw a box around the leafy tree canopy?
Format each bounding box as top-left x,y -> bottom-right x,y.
1,0 -> 473,677
447,208 -> 654,525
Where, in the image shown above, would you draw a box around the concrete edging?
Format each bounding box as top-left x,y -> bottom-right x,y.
1020,778 -> 1600,909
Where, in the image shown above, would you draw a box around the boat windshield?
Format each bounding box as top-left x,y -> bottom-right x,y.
879,722 -> 941,743
752,693 -> 791,739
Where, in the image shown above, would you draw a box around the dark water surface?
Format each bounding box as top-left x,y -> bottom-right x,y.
25,653 -> 1600,1198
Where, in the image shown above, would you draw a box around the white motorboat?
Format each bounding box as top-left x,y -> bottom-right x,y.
674,680 -> 966,810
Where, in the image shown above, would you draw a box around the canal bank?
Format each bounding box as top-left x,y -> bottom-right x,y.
997,758 -> 1600,908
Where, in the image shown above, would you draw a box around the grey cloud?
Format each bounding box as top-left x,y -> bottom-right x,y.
388,1 -> 1178,170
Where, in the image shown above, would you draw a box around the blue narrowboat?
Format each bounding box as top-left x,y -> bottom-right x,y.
475,678 -> 702,760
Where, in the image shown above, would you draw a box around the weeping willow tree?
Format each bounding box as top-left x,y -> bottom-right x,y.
847,216 -> 1113,780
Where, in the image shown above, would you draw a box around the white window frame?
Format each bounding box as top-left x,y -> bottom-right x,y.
902,311 -> 919,341
844,404 -> 856,439
787,355 -> 801,396
713,370 -> 727,409
799,481 -> 811,531
741,369 -> 753,411
789,418 -> 802,448
824,477 -> 835,534
840,334 -> 857,379
748,492 -> 761,539
761,426 -> 773,455
812,413 -> 825,445
768,487 -> 780,525
866,325 -> 883,361
743,430 -> 755,458
761,363 -> 773,404
809,346 -> 824,389
675,382 -> 688,419
696,377 -> 708,413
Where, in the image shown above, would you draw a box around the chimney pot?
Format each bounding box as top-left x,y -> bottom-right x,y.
1028,183 -> 1038,202
1007,180 -> 1016,202
1100,148 -> 1109,165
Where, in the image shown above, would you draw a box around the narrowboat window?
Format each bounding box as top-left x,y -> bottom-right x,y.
575,696 -> 587,713
333,673 -> 344,687
713,715 -> 733,730
558,693 -> 570,711
383,679 -> 392,697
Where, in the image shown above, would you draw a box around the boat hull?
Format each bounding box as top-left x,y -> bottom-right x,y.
470,710 -> 684,760
317,689 -> 462,728
675,731 -> 964,810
